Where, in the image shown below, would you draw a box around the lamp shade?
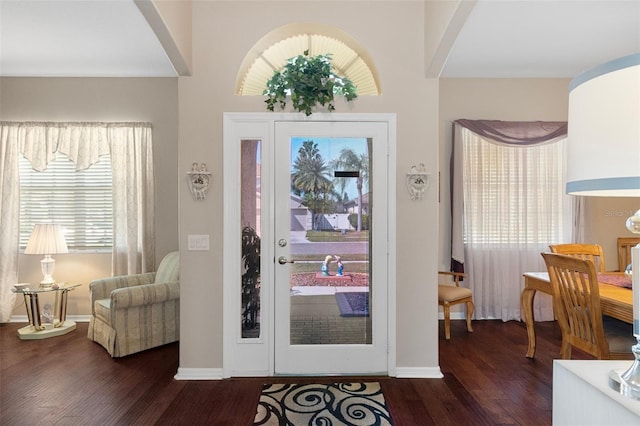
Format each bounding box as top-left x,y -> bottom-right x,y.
567,53 -> 640,196
24,224 -> 69,255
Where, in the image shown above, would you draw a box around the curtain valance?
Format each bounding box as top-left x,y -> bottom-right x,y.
454,119 -> 567,146
0,121 -> 151,171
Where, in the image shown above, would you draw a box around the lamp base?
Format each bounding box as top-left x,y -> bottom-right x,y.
39,279 -> 56,289
39,255 -> 56,288
609,340 -> 640,400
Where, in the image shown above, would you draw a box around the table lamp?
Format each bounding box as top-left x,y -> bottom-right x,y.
567,53 -> 640,399
24,224 -> 68,288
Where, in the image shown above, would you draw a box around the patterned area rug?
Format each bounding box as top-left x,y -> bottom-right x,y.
253,382 -> 393,425
335,292 -> 370,317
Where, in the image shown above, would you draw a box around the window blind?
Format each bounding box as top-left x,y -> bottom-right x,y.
462,129 -> 568,245
19,153 -> 113,250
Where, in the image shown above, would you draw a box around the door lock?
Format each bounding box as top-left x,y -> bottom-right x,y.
278,256 -> 294,264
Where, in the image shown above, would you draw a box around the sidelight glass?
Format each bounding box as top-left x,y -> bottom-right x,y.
241,139 -> 261,338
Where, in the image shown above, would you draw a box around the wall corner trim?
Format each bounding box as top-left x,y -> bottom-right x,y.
395,367 -> 443,379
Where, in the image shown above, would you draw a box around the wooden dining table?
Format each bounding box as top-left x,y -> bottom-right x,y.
521,272 -> 633,358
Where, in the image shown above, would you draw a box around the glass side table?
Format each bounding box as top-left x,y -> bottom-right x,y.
11,283 -> 81,340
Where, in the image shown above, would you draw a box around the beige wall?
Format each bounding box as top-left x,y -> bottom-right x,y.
1,77 -> 179,317
438,77 -> 640,273
584,198 -> 640,271
177,1 -> 440,371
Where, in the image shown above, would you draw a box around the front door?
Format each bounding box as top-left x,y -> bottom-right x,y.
223,113 -> 395,377
273,121 -> 389,375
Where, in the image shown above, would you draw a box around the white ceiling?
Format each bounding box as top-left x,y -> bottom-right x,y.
442,0 -> 640,78
1,0 -> 639,79
0,0 -> 176,77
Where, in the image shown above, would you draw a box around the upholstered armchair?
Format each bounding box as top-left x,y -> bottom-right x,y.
87,251 -> 180,357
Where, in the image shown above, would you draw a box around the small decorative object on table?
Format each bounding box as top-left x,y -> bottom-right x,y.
13,283 -> 30,291
41,303 -> 53,323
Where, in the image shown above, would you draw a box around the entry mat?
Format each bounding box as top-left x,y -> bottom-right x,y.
253,382 -> 394,425
335,292 -> 370,317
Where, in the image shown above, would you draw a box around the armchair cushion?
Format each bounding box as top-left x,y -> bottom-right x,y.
154,251 -> 180,283
87,251 -> 180,357
438,285 -> 473,303
94,299 -> 111,323
111,281 -> 180,309
89,273 -> 155,315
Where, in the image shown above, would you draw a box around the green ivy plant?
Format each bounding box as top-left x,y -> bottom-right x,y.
263,50 -> 358,116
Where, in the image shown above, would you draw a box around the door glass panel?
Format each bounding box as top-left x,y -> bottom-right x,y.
241,139 -> 261,338
289,137 -> 372,345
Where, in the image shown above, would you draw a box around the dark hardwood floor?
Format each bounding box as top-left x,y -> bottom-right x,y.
0,319 -> 588,425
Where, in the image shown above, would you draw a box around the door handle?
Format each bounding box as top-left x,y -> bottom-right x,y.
278,256 -> 294,265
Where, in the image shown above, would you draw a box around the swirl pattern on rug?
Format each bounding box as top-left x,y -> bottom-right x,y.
253,382 -> 393,425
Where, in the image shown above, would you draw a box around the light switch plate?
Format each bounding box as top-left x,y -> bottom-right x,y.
187,234 -> 210,251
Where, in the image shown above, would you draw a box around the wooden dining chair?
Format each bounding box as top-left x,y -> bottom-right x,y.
438,271 -> 474,340
541,252 -> 634,360
617,237 -> 640,272
548,243 -> 606,273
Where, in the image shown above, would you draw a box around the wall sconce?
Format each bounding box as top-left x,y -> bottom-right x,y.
406,163 -> 429,201
187,163 -> 212,201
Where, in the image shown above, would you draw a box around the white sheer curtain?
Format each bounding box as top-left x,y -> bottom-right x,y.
109,125 -> 155,275
451,120 -> 571,321
0,122 -> 155,322
0,126 -> 21,322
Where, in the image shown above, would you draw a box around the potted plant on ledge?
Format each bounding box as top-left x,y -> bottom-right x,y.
263,50 -> 358,116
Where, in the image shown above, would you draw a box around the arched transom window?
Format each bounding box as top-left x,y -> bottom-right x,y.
236,23 -> 381,96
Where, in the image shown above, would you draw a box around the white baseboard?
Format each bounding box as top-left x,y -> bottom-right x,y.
395,366 -> 443,379
174,367 -> 224,381
10,315 -> 92,323
225,370 -> 271,378
176,366 -> 444,379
